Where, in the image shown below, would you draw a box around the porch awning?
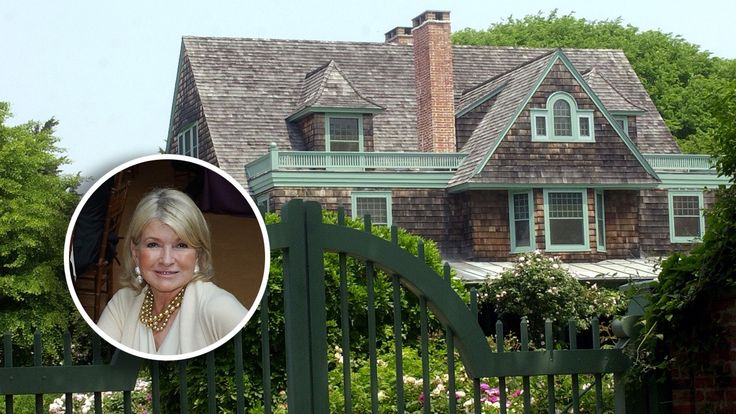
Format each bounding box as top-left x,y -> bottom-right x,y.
448,258 -> 660,284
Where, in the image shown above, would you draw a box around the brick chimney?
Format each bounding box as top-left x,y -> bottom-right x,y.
385,27 -> 413,45
412,10 -> 456,153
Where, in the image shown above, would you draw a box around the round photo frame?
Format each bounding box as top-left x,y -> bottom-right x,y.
64,154 -> 270,361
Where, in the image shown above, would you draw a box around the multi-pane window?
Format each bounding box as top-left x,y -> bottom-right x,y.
352,192 -> 392,226
509,191 -> 534,252
177,124 -> 198,158
669,192 -> 704,242
553,100 -> 572,136
328,116 -> 361,152
545,190 -> 589,251
531,92 -> 594,141
579,116 -> 591,137
535,116 -> 547,136
595,191 -> 606,251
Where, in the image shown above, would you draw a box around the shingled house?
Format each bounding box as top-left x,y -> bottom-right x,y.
166,11 -> 728,282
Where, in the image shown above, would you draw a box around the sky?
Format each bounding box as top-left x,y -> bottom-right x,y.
2,0 -> 735,185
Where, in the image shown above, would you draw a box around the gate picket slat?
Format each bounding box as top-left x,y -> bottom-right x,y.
520,318 -> 532,414
392,273 -> 405,414
569,320 -> 580,414
207,350 -> 216,414
445,264 -> 457,414
63,331 -> 72,414
545,320 -> 555,414
420,296 -> 430,414
337,207 -> 352,413
4,332 -> 13,414
470,289 -> 482,414
364,214 -> 379,414
339,249 -> 352,413
123,391 -> 132,414
592,319 -> 604,414
257,298 -> 269,414
92,334 -> 102,414
34,330 -> 42,414
151,361 -> 161,414
178,360 -> 188,413
497,320 -> 507,414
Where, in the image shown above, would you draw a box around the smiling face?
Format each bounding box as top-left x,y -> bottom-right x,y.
132,219 -> 198,302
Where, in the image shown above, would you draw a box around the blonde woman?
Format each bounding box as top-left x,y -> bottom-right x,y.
98,188 -> 246,355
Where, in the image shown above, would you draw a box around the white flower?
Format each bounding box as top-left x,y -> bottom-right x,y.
377,390 -> 387,401
463,399 -> 474,407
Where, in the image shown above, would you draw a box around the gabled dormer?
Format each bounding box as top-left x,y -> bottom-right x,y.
287,60 -> 384,152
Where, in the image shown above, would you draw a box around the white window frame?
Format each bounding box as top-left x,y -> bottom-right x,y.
508,190 -> 535,253
668,191 -> 705,243
595,190 -> 606,252
326,114 -> 364,152
543,189 -> 591,252
177,123 -> 199,158
531,92 -> 595,142
351,191 -> 392,226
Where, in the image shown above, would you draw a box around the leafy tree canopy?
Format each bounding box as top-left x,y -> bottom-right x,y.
453,11 -> 736,153
0,102 -> 81,361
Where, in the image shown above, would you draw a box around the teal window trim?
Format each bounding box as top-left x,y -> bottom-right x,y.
668,190 -> 705,243
351,191 -> 392,226
613,115 -> 629,136
508,190 -> 535,253
177,122 -> 199,158
325,113 -> 364,152
256,194 -> 271,213
531,92 -> 595,142
595,190 -> 606,252
543,188 -> 591,252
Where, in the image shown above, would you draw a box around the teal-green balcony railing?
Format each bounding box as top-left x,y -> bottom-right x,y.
643,153 -> 715,172
245,144 -> 467,178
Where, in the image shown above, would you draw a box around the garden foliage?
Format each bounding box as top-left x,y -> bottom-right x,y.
478,251 -> 625,342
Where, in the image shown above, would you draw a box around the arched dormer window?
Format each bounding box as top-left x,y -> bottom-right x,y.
531,92 -> 594,142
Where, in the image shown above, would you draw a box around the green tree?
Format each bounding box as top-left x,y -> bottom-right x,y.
0,102 -> 81,363
452,11 -> 736,153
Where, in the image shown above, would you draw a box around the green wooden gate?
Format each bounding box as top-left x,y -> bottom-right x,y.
1,199 -> 642,413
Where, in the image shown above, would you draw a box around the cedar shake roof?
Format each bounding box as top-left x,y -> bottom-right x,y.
450,53 -> 556,186
290,60 -> 384,119
175,38 -> 680,183
452,51 -> 659,187
582,69 -> 645,113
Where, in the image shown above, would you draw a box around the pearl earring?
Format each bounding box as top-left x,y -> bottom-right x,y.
135,266 -> 143,284
194,263 -> 200,274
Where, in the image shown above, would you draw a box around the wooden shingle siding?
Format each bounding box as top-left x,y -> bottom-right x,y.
476,61 -> 655,185
170,53 -> 216,165
269,187 -> 447,244
464,191 -> 509,260
455,97 -> 497,151
604,190 -> 641,258
363,114 -> 375,152
639,189 -> 716,256
298,114 -> 325,151
392,189 -> 447,241
446,193 -> 472,258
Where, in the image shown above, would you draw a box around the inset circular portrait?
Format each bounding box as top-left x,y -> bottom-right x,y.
64,154 -> 270,361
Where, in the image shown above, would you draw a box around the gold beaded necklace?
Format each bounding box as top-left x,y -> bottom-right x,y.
139,286 -> 186,332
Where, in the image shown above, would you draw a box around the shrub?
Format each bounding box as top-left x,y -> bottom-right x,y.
478,251 -> 625,342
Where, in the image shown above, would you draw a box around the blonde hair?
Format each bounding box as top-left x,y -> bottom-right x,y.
122,188 -> 213,292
